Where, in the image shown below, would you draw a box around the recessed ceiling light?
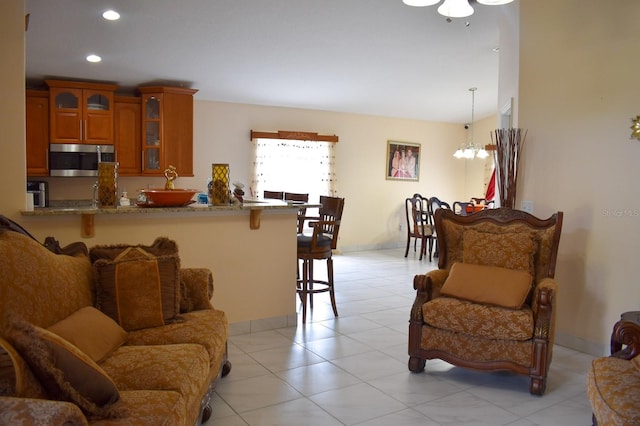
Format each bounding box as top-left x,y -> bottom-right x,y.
102,10 -> 120,21
86,54 -> 102,63
492,47 -> 500,52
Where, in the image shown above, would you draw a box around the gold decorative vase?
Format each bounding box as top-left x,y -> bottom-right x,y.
211,164 -> 230,205
98,162 -> 118,208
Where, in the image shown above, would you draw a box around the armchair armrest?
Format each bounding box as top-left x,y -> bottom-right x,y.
610,320 -> 640,359
0,397 -> 88,426
410,269 -> 449,322
531,277 -> 558,340
179,268 -> 214,312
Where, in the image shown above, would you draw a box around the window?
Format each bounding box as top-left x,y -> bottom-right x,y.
250,138 -> 336,203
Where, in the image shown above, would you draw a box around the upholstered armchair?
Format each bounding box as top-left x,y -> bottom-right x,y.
408,208 -> 563,395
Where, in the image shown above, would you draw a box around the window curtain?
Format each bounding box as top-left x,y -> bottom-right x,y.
250,138 -> 336,202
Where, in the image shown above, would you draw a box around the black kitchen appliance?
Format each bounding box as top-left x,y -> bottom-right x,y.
26,180 -> 48,208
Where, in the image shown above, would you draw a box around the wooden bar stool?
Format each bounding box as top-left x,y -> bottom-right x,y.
284,192 -> 309,233
296,195 -> 344,323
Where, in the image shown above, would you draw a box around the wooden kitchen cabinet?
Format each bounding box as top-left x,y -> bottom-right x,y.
138,86 -> 198,177
26,90 -> 49,176
46,80 -> 117,145
114,96 -> 141,176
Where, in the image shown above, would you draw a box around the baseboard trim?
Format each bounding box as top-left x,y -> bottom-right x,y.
229,314 -> 297,336
555,331 -> 608,357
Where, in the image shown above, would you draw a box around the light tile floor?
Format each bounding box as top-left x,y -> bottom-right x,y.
206,248 -> 595,426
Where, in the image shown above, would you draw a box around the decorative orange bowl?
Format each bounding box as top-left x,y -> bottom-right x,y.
137,189 -> 198,207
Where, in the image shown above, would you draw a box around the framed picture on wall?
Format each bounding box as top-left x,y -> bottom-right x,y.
386,140 -> 420,181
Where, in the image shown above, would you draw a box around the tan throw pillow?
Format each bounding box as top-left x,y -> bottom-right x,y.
93,247 -> 180,331
7,319 -> 123,418
47,307 -> 127,363
462,229 -> 537,274
441,262 -> 533,309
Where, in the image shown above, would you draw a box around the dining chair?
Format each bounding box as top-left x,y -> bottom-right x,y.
263,190 -> 284,200
453,201 -> 475,216
296,195 -> 345,323
404,195 -> 435,261
470,197 -> 495,209
284,192 -> 309,233
427,197 -> 450,258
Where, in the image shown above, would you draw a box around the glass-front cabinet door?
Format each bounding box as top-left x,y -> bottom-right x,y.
84,92 -> 113,144
142,94 -> 162,173
50,88 -> 82,143
46,80 -> 117,144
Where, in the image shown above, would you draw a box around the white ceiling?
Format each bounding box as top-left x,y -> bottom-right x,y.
24,0 -> 506,124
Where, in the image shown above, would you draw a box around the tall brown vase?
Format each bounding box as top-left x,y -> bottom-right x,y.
98,162 -> 118,208
491,128 -> 527,209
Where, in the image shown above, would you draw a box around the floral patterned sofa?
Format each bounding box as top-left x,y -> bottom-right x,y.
408,207 -> 563,395
0,222 -> 231,425
587,319 -> 640,425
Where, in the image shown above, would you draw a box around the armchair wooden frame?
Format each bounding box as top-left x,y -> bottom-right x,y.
408,207 -> 563,395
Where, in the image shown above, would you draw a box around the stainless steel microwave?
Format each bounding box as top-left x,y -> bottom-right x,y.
49,144 -> 116,177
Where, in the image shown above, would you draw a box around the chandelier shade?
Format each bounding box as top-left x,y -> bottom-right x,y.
437,0 -> 474,18
402,0 -> 513,18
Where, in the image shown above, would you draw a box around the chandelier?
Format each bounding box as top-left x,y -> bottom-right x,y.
454,87 -> 489,159
402,0 -> 514,19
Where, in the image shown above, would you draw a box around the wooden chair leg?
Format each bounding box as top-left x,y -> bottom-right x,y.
327,257 -> 338,317
301,258 -> 309,323
308,259 -> 314,309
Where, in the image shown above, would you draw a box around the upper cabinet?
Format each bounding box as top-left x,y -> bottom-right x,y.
26,90 -> 49,176
114,96 -> 142,176
46,80 -> 117,145
138,86 -> 198,177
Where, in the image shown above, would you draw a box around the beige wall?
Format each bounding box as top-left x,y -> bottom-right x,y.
517,0 -> 640,355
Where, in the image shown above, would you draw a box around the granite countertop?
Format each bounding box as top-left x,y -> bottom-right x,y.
21,199 -> 319,216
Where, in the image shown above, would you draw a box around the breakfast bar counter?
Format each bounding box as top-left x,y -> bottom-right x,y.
18,199 -> 318,326
22,199 -> 319,236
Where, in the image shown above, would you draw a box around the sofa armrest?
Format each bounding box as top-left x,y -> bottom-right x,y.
179,268 -> 214,312
531,277 -> 557,340
0,396 -> 88,425
410,269 -> 449,322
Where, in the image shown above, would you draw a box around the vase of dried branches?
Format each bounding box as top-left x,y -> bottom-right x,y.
491,128 -> 527,209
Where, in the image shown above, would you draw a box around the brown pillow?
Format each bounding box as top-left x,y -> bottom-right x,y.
7,319 -> 123,418
462,229 -> 537,274
47,307 -> 127,363
89,237 -> 178,263
93,247 -> 180,331
441,262 -> 533,309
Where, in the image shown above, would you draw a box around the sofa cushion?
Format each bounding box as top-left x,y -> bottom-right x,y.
47,307 -> 127,363
423,297 -> 534,341
588,356 -> 640,426
6,319 -> 123,418
93,247 -> 180,331
0,231 -> 94,329
127,309 -> 228,373
101,343 -> 209,426
441,262 -> 532,309
462,229 -> 537,275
